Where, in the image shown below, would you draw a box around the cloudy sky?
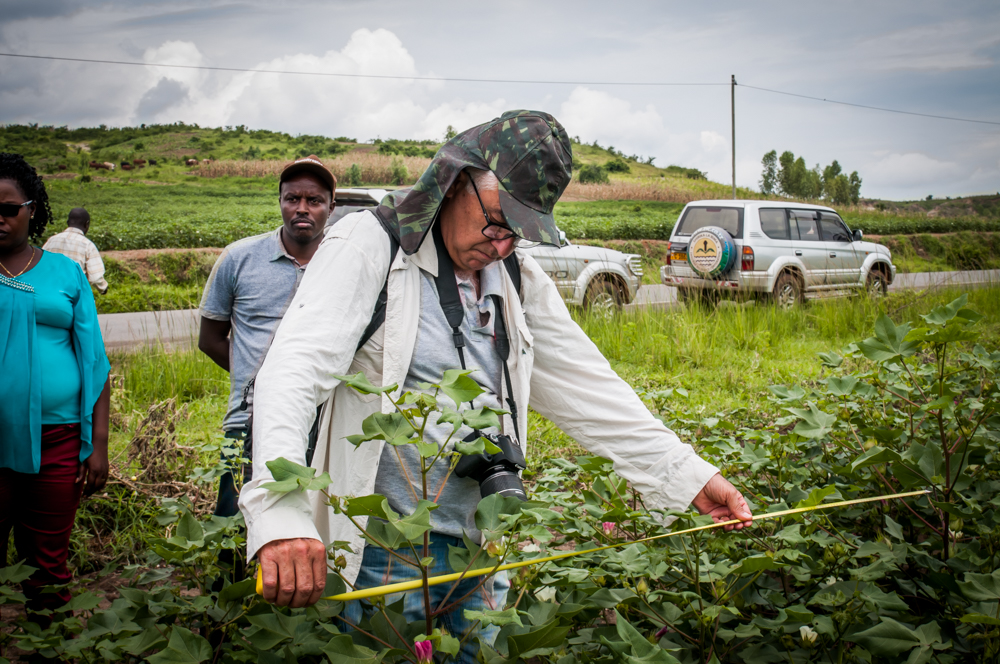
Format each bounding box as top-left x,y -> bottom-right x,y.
2,0 -> 998,200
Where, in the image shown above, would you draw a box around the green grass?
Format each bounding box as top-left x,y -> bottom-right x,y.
554,200 -> 684,240
876,231 -> 1000,273
97,250 -> 219,314
527,286 -> 1000,459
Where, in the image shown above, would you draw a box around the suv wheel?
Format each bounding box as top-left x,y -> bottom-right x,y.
866,270 -> 888,298
585,280 -> 621,316
772,273 -> 802,309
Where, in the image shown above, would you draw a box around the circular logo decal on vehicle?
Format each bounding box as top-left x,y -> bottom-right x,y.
687,227 -> 736,277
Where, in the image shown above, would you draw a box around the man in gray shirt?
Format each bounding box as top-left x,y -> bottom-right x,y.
199,155 -> 336,518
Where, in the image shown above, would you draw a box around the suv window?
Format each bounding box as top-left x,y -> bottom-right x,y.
675,206 -> 743,238
819,212 -> 851,242
759,209 -> 789,240
790,210 -> 820,241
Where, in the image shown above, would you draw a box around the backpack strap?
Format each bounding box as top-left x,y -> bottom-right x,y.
502,253 -> 521,298
356,226 -> 400,351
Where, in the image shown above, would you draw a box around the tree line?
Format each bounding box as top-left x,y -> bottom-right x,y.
760,150 -> 862,205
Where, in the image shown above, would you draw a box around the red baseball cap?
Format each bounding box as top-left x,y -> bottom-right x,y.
280,155 -> 337,195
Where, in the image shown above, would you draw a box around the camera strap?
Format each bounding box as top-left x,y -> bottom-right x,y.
432,222 -> 522,444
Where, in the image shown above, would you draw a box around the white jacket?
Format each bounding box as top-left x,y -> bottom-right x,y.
239,211 -> 719,583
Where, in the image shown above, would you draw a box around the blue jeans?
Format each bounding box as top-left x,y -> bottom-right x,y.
342,534 -> 509,664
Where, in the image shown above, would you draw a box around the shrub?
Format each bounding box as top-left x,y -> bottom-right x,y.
604,158 -> 630,173
78,174 -> 91,183
345,163 -> 362,187
390,156 -> 409,185
578,163 -> 609,184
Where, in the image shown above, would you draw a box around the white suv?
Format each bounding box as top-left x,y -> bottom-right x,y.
522,231 -> 643,313
660,200 -> 896,307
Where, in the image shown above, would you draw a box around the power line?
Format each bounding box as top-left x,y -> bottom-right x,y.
740,83 -> 1000,126
3,51 -> 995,126
0,52 -> 725,87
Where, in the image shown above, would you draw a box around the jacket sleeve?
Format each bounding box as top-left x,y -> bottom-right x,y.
520,255 -> 718,516
238,214 -> 390,560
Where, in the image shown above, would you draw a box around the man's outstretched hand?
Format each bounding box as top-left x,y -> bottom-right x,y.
691,473 -> 753,531
258,538 -> 328,607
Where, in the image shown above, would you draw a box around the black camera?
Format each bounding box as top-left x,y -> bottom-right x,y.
454,431 -> 527,501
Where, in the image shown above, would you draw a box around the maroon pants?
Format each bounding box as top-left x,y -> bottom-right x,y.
0,424 -> 83,615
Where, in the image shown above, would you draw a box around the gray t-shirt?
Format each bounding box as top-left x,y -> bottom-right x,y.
199,228 -> 306,431
373,262 -> 506,542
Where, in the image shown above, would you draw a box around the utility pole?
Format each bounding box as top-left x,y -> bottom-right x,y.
731,74 -> 736,200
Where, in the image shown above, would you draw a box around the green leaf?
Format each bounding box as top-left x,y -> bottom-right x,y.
464,607 -> 523,628
960,613 -> 1000,626
56,590 -> 101,613
885,515 -> 905,541
416,440 -> 439,458
851,617 -> 922,656
454,436 -> 502,456
439,369 -> 484,405
343,494 -> 390,520
0,561 -> 37,584
175,512 -> 205,545
825,375 -> 858,396
507,621 -> 571,660
857,314 -> 917,363
817,351 -> 843,368
267,457 -> 316,481
920,294 -> 968,326
851,446 -> 900,472
787,403 -> 837,439
333,372 -> 397,395
475,493 -> 523,540
245,612 -> 307,650
730,555 -> 780,576
383,499 -> 438,542
462,407 -> 506,430
615,610 -> 680,663
147,626 -> 212,664
320,634 -> 385,664
769,385 -> 805,402
350,412 -> 415,447
793,486 -> 840,509
217,577 -> 256,606
958,570 -> 1000,601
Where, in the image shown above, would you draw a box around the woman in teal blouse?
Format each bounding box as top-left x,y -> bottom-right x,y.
0,153 -> 111,620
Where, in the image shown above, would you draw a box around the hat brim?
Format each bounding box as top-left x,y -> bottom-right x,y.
497,187 -> 560,246
280,163 -> 336,194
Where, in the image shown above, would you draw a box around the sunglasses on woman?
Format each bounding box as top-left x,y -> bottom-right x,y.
0,200 -> 33,218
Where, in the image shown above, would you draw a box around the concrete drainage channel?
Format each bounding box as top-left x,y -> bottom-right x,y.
101,270 -> 1000,352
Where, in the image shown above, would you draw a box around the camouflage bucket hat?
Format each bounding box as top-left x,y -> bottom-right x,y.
376,109 -> 573,254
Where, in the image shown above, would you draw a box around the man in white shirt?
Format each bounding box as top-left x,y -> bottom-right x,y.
42,208 -> 109,294
242,111 -> 752,661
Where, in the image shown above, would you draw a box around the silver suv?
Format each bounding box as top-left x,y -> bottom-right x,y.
660,200 -> 896,307
522,230 -> 643,312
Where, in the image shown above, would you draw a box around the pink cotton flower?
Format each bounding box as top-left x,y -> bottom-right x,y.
602,522 -> 615,536
414,639 -> 433,664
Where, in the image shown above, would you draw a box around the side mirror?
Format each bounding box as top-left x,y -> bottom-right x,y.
559,230 -> 568,247
852,229 -> 863,242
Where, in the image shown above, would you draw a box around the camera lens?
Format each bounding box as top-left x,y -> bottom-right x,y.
479,469 -> 527,501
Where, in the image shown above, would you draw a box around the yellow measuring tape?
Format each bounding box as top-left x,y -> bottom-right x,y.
255,489 -> 928,603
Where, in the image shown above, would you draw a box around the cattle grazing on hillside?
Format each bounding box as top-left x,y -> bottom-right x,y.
185,159 -> 198,166
201,158 -> 212,164
133,158 -> 147,166
57,164 -> 67,170
103,162 -> 115,171
122,164 -> 134,171
120,161 -> 131,168
148,159 -> 157,166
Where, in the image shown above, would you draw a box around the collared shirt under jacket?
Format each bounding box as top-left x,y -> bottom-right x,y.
238,210 -> 719,584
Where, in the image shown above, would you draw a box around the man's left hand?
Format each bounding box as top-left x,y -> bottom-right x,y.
691,473 -> 753,531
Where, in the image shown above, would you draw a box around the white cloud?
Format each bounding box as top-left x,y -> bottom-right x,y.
865,152 -> 962,188
558,87 -> 665,155
700,130 -> 726,152
854,22 -> 999,72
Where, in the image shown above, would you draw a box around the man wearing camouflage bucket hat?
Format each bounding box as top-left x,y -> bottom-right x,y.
240,110 -> 751,659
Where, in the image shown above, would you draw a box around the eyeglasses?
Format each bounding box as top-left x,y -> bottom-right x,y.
0,200 -> 33,218
467,176 -> 521,244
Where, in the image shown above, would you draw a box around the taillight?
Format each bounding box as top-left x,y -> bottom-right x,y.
741,246 -> 754,271
666,241 -> 672,266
